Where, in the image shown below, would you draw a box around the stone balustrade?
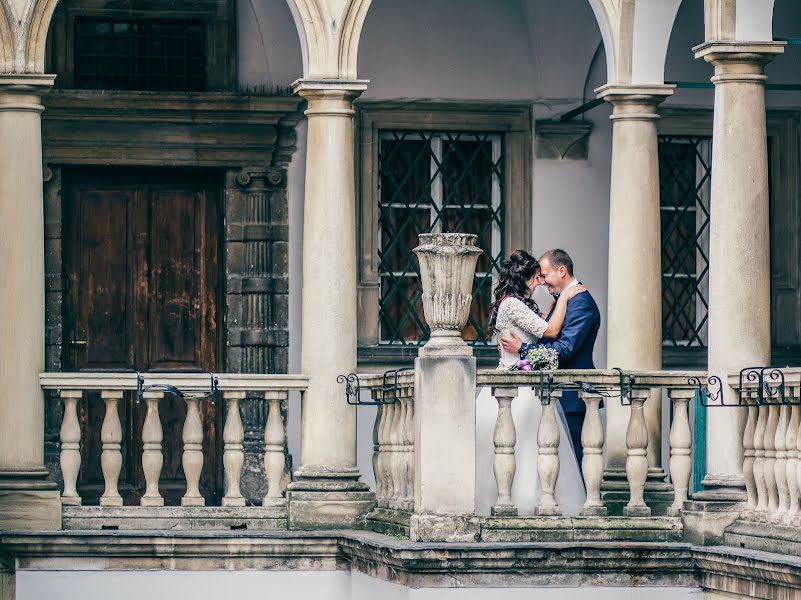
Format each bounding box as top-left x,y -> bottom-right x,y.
732,368 -> 801,525
41,372 -> 307,523
477,369 -> 704,519
359,366 -> 703,535
360,372 -> 416,513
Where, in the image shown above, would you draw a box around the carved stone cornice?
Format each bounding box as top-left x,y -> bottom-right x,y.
41,91 -> 303,167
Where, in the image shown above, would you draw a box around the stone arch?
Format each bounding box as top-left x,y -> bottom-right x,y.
0,0 -> 60,73
24,0 -> 59,72
586,0 -> 683,86
0,0 -> 16,73
585,0 -> 628,85
285,0 -> 372,79
703,0 -> 776,42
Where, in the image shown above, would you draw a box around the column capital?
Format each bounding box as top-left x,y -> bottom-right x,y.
292,78 -> 368,98
0,73 -> 55,95
694,40 -> 785,63
694,42 -> 785,83
0,73 -> 55,113
595,84 -> 675,121
292,79 -> 369,117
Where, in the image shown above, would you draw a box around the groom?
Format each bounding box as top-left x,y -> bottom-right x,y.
499,249 -> 601,465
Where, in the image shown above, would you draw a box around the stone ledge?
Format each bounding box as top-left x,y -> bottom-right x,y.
722,519 -> 801,557
3,529 -> 801,595
482,516 -> 682,543
694,545 -> 801,599
62,506 -> 287,532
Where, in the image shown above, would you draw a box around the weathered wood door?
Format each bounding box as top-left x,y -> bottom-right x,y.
63,169 -> 222,505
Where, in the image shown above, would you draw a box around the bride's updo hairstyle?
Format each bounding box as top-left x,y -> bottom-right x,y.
488,249 -> 542,332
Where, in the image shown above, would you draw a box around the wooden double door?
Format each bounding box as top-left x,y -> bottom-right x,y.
63,169 -> 223,505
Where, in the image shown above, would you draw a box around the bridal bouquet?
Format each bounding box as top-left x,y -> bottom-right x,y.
510,346 -> 559,371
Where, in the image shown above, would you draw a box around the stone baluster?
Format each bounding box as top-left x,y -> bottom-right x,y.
786,400 -> 800,521
535,391 -> 561,516
222,391 -> 246,507
140,391 -> 165,507
389,392 -> 405,506
264,391 -> 289,503
100,390 -> 124,507
181,396 -> 205,506
579,391 -> 606,517
667,388 -> 694,517
59,390 -> 83,506
624,390 -> 651,517
371,392 -> 384,504
378,395 -> 395,507
491,387 -> 518,517
764,402 -> 780,516
753,397 -> 769,514
400,386 -> 415,511
795,395 -> 801,526
742,391 -> 759,513
774,403 -> 791,519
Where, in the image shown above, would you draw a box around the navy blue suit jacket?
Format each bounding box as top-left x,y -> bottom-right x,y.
520,286 -> 601,413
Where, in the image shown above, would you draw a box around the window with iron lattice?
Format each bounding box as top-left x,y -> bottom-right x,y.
377,131 -> 504,345
73,17 -> 206,91
658,135 -> 712,348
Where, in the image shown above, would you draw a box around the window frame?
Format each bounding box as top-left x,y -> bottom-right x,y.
658,107 -> 801,369
47,0 -> 237,91
356,102 -> 532,367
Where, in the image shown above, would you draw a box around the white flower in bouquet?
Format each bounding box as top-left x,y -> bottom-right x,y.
510,346 -> 559,371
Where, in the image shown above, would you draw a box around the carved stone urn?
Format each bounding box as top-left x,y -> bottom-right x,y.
413,233 -> 483,356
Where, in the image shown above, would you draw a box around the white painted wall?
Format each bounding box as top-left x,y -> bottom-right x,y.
15,569 -> 702,600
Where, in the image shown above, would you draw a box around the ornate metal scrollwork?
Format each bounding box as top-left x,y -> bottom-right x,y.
695,367 -> 795,408
691,375 -> 726,407
760,367 -> 787,405
136,372 -> 219,405
338,369 -> 411,406
537,367 -> 635,406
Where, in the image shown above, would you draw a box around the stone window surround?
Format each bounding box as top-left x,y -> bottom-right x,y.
355,101 -> 533,368
658,106 -> 801,370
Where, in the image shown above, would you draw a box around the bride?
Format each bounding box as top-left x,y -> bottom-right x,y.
475,249 -> 587,516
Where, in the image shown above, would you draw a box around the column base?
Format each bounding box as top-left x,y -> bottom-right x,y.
600,468 -> 674,516
580,505 -> 608,517
287,468 -> 375,529
409,514 -> 481,542
491,505 -> 518,517
0,469 -> 61,530
681,479 -> 746,545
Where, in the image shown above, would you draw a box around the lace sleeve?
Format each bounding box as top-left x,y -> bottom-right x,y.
503,298 -> 548,340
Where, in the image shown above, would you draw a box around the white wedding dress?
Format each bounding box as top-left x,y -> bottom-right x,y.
476,296 -> 586,516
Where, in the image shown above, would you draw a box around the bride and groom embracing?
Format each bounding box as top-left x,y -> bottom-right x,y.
475,248 -> 601,515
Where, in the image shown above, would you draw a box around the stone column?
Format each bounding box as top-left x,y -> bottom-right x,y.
596,84 -> 674,515
286,79 -> 375,528
683,42 -> 784,544
0,74 -> 61,530
695,42 -> 783,495
410,233 -> 482,543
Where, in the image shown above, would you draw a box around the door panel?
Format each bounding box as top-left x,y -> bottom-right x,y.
64,169 -> 222,505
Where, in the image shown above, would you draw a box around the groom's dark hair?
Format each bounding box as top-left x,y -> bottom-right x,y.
541,249 -> 574,276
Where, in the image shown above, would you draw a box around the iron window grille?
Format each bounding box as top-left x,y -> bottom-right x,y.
658,135 -> 712,348
377,130 -> 505,345
73,18 -> 206,91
